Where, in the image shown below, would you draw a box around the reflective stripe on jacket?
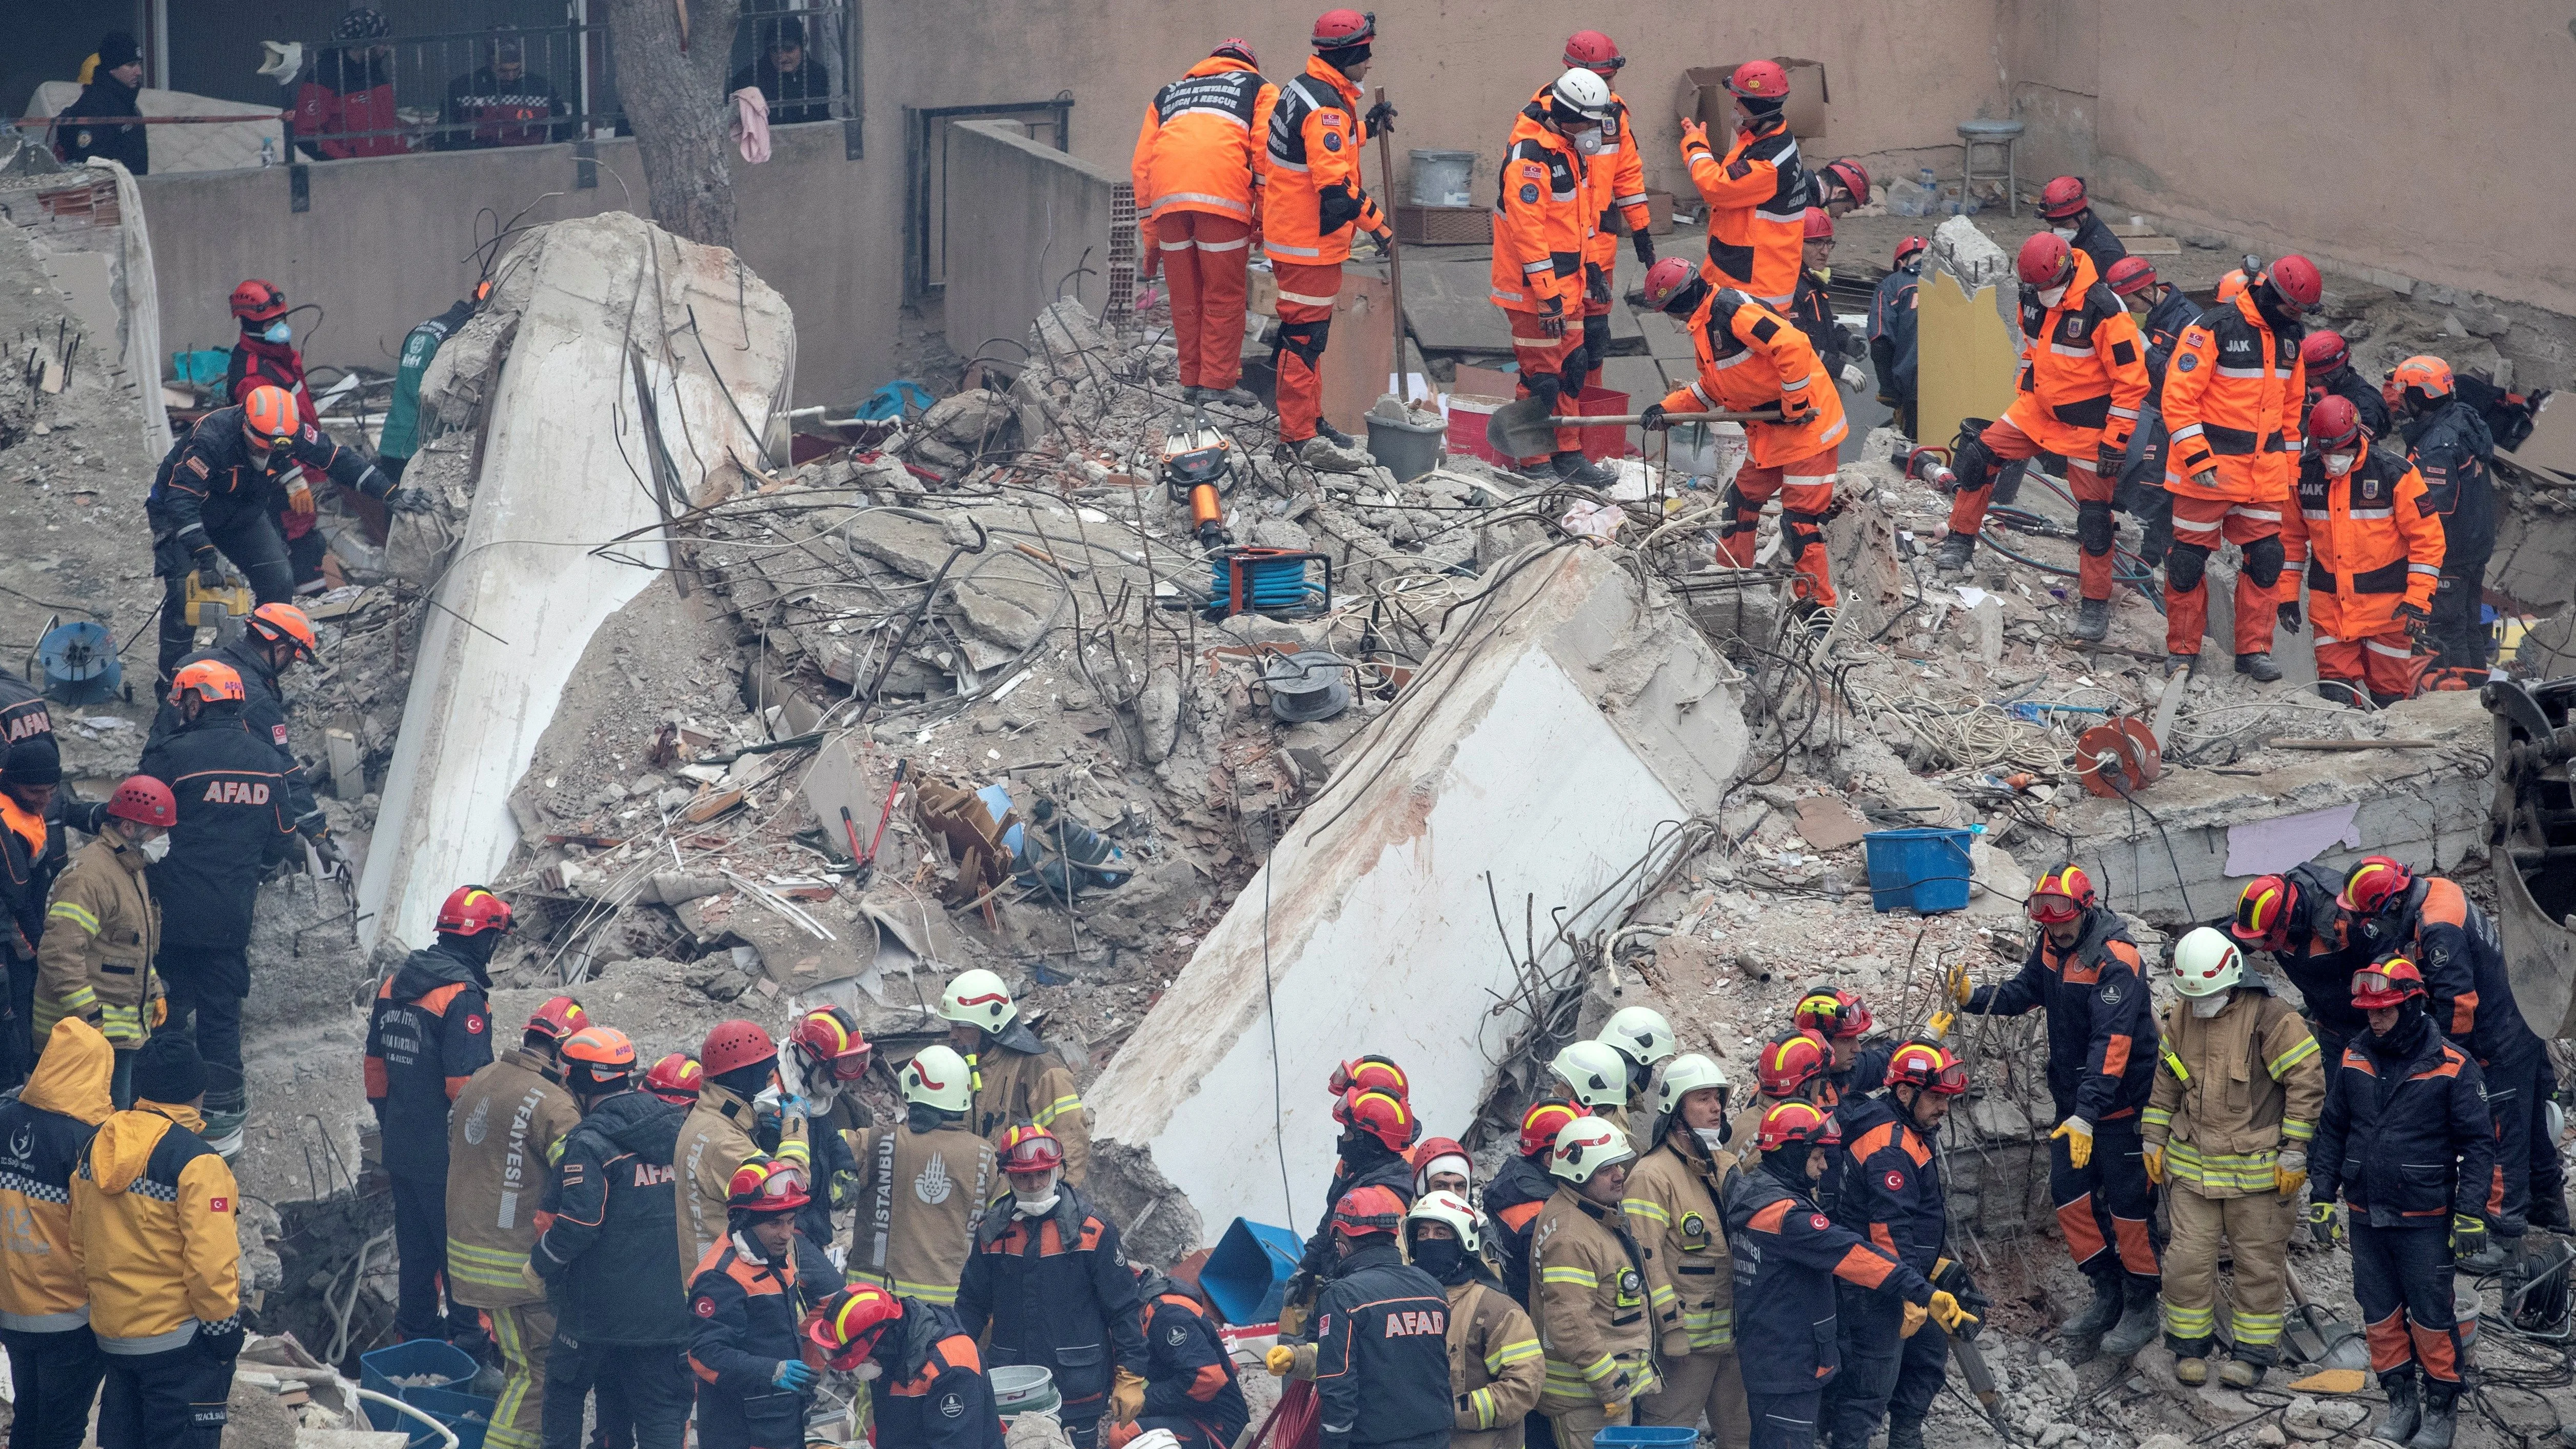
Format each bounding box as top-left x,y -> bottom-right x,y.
35,837 -> 160,1047
1584,93 -> 1652,271
849,1121 -> 994,1304
1446,1274 -> 1543,1446
2280,443 -> 2444,627
1621,1136 -> 1736,1355
1530,1186 -> 1658,1412
2003,249 -> 2149,455
968,1034 -> 1089,1184
1682,113 -> 1807,307
1261,57 -> 1383,267
2142,983 -> 2326,1197
2162,291 -> 2305,503
445,1047 -> 582,1308
1488,101 -> 1591,314
1657,287 -> 1848,468
70,1099 -> 239,1352
1132,55 -> 1277,249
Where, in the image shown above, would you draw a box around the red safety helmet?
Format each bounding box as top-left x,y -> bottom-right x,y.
1410,1135 -> 1470,1189
1310,8 -> 1375,48
643,1053 -> 703,1104
242,385 -> 300,448
2309,395 -> 2365,453
524,995 -> 589,1044
2229,874 -> 2300,949
809,1284 -> 902,1370
1562,30 -> 1623,71
1883,1041 -> 1969,1096
2016,232 -> 2075,290
1339,1087 -> 1418,1152
1820,158 -> 1871,206
1726,59 -> 1789,100
2103,255 -> 2159,297
562,1026 -> 636,1074
2391,355 -> 2455,401
2027,864 -> 2098,924
2301,329 -> 2351,376
1802,206 -> 1834,242
1327,1055 -> 1409,1102
1517,1097 -> 1589,1158
789,1005 -> 873,1083
726,1156 -> 811,1214
1756,1031 -> 1831,1099
246,602 -> 319,661
1330,1183 -> 1408,1239
230,279 -> 288,322
2266,255 -> 2324,312
1893,236 -> 1930,269
701,1019 -> 779,1078
1756,1100 -> 1841,1153
2336,856 -> 2413,917
105,775 -> 177,828
1211,37 -> 1258,66
168,659 -> 247,708
436,884 -> 514,937
2037,176 -> 2090,220
1641,255 -> 1696,311
2350,957 -> 2429,1010
999,1124 -> 1067,1176
1793,988 -> 1872,1040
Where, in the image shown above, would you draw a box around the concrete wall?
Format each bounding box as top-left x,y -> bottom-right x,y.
942,121 -> 1116,370
134,122 -> 898,406
2006,0 -> 2576,314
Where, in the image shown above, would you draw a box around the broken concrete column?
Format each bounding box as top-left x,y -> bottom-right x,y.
1927,215 -> 2015,330
1087,546 -> 1747,1237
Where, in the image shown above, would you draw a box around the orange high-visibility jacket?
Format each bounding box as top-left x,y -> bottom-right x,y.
1131,55 -> 1278,251
2280,443 -> 2446,633
2163,291 -> 2307,505
2002,249 -> 2151,456
1262,56 -> 1384,269
1489,102 -> 1592,316
1682,112 -> 1807,307
1522,85 -> 1650,276
1658,287 -> 1848,468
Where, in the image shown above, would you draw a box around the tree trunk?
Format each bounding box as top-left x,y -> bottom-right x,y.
600,0 -> 741,248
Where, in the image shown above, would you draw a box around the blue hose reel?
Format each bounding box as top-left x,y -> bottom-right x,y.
1205,547 -> 1332,620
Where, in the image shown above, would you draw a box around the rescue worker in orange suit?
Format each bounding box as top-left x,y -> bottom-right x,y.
2036,177 -> 2128,277
1282,1058 -> 1418,1328
1926,234 -> 2148,643
1123,1262 -> 1249,1449
1827,1044 -> 1977,1449
1951,864 -> 2162,1356
137,661 -> 300,1159
1640,260 -> 1848,613
2225,869 -> 2372,1068
223,280 -> 338,590
1556,32 -> 1656,403
956,1127 -> 1147,1449
1680,61 -> 1809,311
2300,330 -> 2390,438
147,386 -> 420,684
1133,40 -> 1277,411
1787,208 -> 1866,396
2159,255 -> 2325,680
2389,356 -> 2500,669
366,884 -> 504,1344
2276,396 -> 2444,706
1491,68 -> 1619,487
532,1026 -> 693,1449
808,1284 -> 1006,1448
2104,255 -> 2198,569
2337,857 -> 2564,1273
0,1019 -> 113,1448
2308,959 -> 2493,1449
1727,1103 -> 1970,1449
685,1156 -> 841,1449
1262,10 -> 1395,473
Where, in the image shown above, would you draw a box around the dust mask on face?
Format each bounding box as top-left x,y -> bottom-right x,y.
1812,266 -> 1832,284
2323,452 -> 2357,477
1012,1169 -> 1062,1217
140,832 -> 172,863
2051,226 -> 2078,241
262,321 -> 292,344
2037,284 -> 2070,308
1696,1125 -> 1730,1153
1571,128 -> 1606,157
2190,991 -> 2230,1019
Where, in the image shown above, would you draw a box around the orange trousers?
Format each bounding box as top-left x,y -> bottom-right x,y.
1723,448 -> 1839,606
1157,212 -> 1253,391
1271,261 -> 1341,444
1507,309 -> 1586,456
1946,415 -> 2119,601
2313,625 -> 2430,702
2165,493 -> 2285,658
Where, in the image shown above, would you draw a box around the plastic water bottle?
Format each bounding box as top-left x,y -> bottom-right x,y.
261,136 -> 276,168
1917,167 -> 1936,190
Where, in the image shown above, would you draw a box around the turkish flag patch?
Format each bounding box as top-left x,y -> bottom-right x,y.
1810,1214 -> 1830,1230
467,1015 -> 487,1034
209,1197 -> 231,1213
695,1297 -> 717,1317
272,724 -> 289,746
1885,1170 -> 1906,1191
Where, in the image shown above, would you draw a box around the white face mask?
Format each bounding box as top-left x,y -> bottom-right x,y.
855,1362 -> 883,1382
1012,1169 -> 1062,1217
2051,226 -> 2078,241
140,832 -> 172,863
2322,452 -> 2358,477
2189,991 -> 2230,1018
262,320 -> 293,344
1694,1126 -> 1730,1153
1571,127 -> 1606,156
2037,284 -> 2070,308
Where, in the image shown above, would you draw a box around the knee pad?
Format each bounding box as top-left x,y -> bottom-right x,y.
1718,483 -> 1758,537
2077,500 -> 2117,556
1275,318 -> 1331,368
1950,432 -> 2001,494
1783,509 -> 1828,551
2240,533 -> 2285,589
2167,542 -> 2210,593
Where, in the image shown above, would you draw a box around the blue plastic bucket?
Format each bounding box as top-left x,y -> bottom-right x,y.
1860,827 -> 1975,914
401,1385 -> 496,1449
1594,1430 -> 1700,1446
1202,1217 -> 1304,1325
359,1340 -> 478,1439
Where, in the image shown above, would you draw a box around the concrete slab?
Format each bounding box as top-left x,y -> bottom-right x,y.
1404,251 -> 1511,353
1087,547 -> 1748,1240
358,213 -> 795,949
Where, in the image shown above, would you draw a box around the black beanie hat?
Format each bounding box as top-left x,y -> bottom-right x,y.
134,1034 -> 208,1105
98,32 -> 142,72
2,739 -> 61,788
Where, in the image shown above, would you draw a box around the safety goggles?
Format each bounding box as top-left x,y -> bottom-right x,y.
2026,892 -> 2083,924
1909,1061 -> 1970,1095
2349,967 -> 2421,1001
745,1162 -> 808,1206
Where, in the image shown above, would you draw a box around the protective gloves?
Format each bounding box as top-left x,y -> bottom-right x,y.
2275,1149 -> 2307,1198
2052,1117 -> 2093,1170
773,1359 -> 818,1392
1111,1369 -> 1146,1423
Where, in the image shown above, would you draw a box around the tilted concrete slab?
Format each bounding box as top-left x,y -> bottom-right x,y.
1088,546 -> 1746,1242
358,213 -> 793,949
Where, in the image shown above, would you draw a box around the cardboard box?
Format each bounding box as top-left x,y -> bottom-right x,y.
1678,58 -> 1832,142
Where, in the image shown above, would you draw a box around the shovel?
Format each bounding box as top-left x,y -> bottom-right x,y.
2287,1263 -> 2370,1370
1482,394 -> 1780,463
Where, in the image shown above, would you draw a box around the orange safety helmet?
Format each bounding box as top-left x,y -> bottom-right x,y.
1562,30 -> 1622,71
1756,1030 -> 1831,1099
1329,1183 -> 1408,1238
1726,59 -> 1788,100
809,1284 -> 903,1369
1794,987 -> 1872,1040
2038,176 -> 2090,220
1327,1055 -> 1409,1102
701,1019 -> 779,1078
2230,874 -> 2301,949
2266,255 -> 2324,312
2215,269 -> 2249,304
562,1026 -> 637,1075
246,602 -> 319,661
789,1004 -> 873,1083
230,279 -> 288,322
1883,1041 -> 1969,1096
524,995 -> 589,1044
1339,1087 -> 1418,1152
1802,206 -> 1835,242
2027,864 -> 2098,924
168,659 -> 248,708
2309,395 -> 2365,453
2350,957 -> 2429,1010
2016,232 -> 2076,290
999,1124 -> 1067,1176
241,385 -> 300,448
1310,8 -> 1375,48
106,775 -> 177,828
1517,1097 -> 1589,1158
726,1155 -> 811,1214
643,1053 -> 703,1104
1756,1100 -> 1840,1153
2104,255 -> 2159,297
2391,355 -> 2455,401
2336,856 -> 2413,917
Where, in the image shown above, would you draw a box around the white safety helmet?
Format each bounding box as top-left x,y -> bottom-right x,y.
1549,66 -> 1615,123
1123,1434 -> 1184,1449
1657,1052 -> 1731,1117
1549,1115 -> 1635,1183
1551,1039 -> 1631,1108
900,1044 -> 975,1113
1600,1006 -> 1677,1069
2171,926 -> 2245,998
941,968 -> 1018,1032
1405,1188 -> 1484,1256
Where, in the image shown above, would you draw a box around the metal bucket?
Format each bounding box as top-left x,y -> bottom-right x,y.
1410,149 -> 1475,206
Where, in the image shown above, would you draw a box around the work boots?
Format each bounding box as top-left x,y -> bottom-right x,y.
2100,1280 -> 2162,1356
1551,450 -> 1619,488
2235,651 -> 2284,683
2220,1357 -> 2264,1388
2375,1375 -> 2422,1444
2413,1387 -> 2460,1449
1203,385 -> 1263,411
2069,597 -> 2111,642
1931,530 -> 1977,574
2174,1356 -> 2209,1385
2062,1274 -> 2125,1343
1885,1412 -> 1928,1449
2166,652 -> 2200,678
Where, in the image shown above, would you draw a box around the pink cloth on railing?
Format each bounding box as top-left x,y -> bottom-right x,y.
730,87 -> 771,164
